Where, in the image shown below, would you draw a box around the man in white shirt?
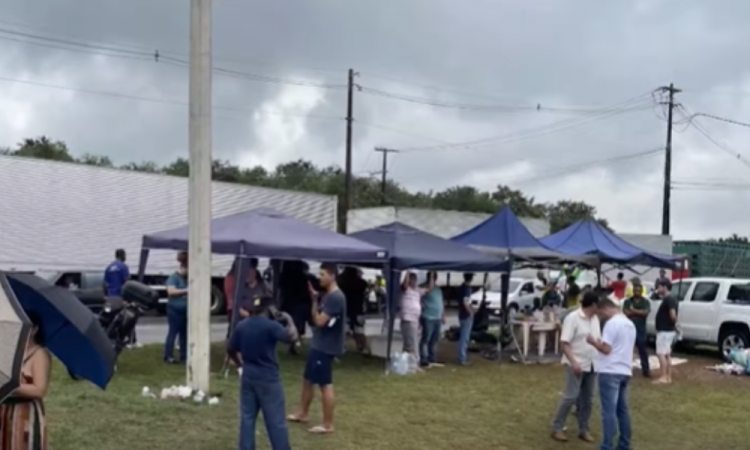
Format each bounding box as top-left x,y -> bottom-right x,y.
551,291 -> 601,443
586,297 -> 636,450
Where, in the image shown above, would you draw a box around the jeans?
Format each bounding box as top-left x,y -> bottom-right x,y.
164,305 -> 187,361
598,373 -> 631,450
635,332 -> 650,376
239,379 -> 291,450
458,317 -> 473,363
551,366 -> 597,433
419,317 -> 441,365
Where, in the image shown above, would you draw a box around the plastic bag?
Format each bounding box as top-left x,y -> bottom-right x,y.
390,352 -> 419,375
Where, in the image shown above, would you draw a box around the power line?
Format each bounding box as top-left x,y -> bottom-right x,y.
0,26 -> 345,90
396,92 -> 655,153
500,148 -> 664,186
0,74 -> 344,121
680,105 -> 750,170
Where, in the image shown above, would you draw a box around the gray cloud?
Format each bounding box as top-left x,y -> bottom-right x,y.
1,0 -> 750,239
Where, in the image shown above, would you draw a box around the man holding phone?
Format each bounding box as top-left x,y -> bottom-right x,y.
288,263 -> 345,435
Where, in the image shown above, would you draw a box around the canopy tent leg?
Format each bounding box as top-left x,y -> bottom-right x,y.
137,249 -> 149,282
220,253 -> 251,378
383,266 -> 400,375
497,256 -> 514,364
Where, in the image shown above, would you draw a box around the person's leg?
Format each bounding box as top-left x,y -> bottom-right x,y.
654,333 -> 670,383
289,308 -> 307,354
258,381 -> 292,450
304,350 -> 335,433
598,373 -> 619,450
636,332 -> 650,377
615,376 -> 632,450
290,351 -> 318,421
551,366 -> 582,439
457,317 -> 473,364
238,380 -> 260,450
178,310 -> 188,362
575,371 -> 596,440
353,316 -> 367,352
427,319 -> 441,364
163,307 -> 178,362
319,384 -> 335,432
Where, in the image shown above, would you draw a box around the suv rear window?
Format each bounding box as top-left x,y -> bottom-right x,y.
728,284 -> 750,301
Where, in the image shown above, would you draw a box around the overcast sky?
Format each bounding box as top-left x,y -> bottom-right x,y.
1,0 -> 750,239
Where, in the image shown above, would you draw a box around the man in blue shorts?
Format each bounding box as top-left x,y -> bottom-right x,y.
287,263 -> 345,435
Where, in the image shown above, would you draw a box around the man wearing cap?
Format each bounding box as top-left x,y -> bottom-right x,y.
228,295 -> 298,450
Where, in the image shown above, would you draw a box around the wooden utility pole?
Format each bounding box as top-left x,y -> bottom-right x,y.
187,0 -> 213,393
342,69 -> 357,233
659,83 -> 681,236
375,147 -> 398,205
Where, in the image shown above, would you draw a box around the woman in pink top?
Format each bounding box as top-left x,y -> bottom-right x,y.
401,272 -> 431,361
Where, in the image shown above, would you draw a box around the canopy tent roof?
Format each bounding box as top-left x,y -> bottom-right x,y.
540,219 -> 684,268
350,222 -> 509,271
450,206 -> 594,264
141,207 -> 387,263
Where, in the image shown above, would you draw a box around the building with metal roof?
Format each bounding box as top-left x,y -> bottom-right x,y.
0,155 -> 338,274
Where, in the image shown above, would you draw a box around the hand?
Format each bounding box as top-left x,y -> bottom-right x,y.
585,334 -> 597,346
441,315 -> 446,325
571,362 -> 582,377
307,281 -> 318,298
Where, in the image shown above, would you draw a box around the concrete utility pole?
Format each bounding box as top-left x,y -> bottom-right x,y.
187,0 -> 213,393
342,68 -> 357,233
659,83 -> 681,236
374,147 -> 399,206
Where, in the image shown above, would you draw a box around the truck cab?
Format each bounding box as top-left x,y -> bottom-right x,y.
646,277 -> 750,356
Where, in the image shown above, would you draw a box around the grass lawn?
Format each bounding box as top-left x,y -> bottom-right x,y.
47,342 -> 747,450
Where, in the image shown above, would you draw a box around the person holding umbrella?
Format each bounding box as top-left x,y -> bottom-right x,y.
0,311 -> 51,450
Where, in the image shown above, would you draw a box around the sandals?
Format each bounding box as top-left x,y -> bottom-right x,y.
286,414 -> 308,423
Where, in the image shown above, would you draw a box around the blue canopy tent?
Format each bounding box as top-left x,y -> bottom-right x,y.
539,219 -> 684,269
350,222 -> 509,368
137,207 -> 388,373
450,207 -> 595,357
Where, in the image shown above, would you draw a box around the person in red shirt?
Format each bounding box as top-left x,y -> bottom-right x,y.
609,272 -> 627,300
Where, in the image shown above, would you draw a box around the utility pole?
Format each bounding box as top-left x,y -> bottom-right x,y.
659,83 -> 681,236
342,68 -> 358,233
375,147 -> 399,205
187,0 -> 212,393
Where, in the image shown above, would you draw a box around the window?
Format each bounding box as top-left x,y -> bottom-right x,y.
81,271 -> 104,290
728,284 -> 750,302
690,282 -> 719,302
671,281 -> 692,301
521,282 -> 534,294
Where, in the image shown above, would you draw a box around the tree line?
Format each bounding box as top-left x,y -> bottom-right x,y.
2,136 -> 610,233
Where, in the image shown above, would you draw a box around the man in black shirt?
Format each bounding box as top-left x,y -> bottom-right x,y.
339,267 -> 368,352
654,283 -> 679,384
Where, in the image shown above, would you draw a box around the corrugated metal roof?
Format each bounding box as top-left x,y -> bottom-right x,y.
347,206 -> 551,238
0,156 -> 338,274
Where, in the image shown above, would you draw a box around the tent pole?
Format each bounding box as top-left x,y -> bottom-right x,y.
498,256 -> 514,364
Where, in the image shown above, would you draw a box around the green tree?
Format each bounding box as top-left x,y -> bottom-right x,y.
77,153 -> 114,167
13,136 -> 74,162
543,200 -> 609,233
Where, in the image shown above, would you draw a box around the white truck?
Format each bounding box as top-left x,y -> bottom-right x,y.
469,277 -> 540,316
646,277 -> 750,356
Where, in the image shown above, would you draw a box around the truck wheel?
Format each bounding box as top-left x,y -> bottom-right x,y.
210,285 -> 226,316
718,325 -> 750,358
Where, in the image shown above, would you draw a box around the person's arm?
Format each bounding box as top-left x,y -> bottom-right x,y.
166,274 -> 188,297
559,315 -> 581,374
588,322 -> 613,355
668,299 -> 678,323
622,300 -> 633,317
273,316 -> 299,344
123,264 -> 131,283
632,301 -> 651,318
14,351 -> 51,399
462,287 -> 473,315
312,293 -> 343,328
401,272 -> 410,291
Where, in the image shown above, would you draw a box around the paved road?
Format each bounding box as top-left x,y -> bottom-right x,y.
135,314 -> 461,345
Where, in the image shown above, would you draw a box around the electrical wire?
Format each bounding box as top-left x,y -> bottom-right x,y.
500,147 -> 664,185
0,74 -> 345,121
396,92 -> 656,153
0,26 -> 345,90
680,105 -> 750,170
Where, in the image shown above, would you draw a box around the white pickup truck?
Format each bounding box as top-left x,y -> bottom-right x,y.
469,277 -> 540,316
645,277 -> 750,356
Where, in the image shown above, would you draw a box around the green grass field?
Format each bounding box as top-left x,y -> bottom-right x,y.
46,343 -> 747,450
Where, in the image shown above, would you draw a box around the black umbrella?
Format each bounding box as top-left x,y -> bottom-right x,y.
0,273 -> 32,403
3,272 -> 116,389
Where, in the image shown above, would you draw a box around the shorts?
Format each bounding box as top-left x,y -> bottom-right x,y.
656,331 -> 676,356
401,320 -> 418,353
348,315 -> 365,334
304,348 -> 335,386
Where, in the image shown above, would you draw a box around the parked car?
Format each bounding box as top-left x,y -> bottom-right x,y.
44,270 -> 227,315
469,278 -> 538,316
645,277 -> 750,357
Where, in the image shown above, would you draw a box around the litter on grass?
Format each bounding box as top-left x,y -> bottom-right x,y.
140,385 -> 221,404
